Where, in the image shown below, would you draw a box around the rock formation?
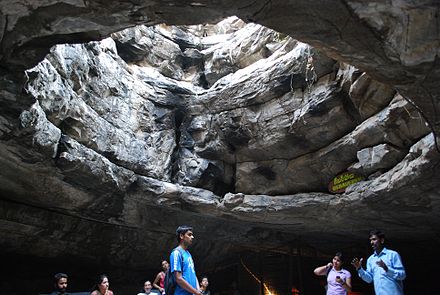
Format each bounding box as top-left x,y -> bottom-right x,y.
0,1 -> 439,294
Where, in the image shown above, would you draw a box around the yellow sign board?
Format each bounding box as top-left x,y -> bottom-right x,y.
328,172 -> 364,193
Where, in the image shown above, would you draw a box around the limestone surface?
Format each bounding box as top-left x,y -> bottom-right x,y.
0,1 -> 439,281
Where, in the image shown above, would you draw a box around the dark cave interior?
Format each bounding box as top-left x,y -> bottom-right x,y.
1,239 -> 438,295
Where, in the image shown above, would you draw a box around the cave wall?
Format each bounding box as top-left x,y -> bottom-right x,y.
0,1 -> 440,295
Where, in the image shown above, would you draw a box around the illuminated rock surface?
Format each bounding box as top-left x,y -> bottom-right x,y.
0,1 -> 439,294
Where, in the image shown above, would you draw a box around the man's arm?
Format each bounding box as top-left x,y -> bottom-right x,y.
352,257 -> 373,283
175,271 -> 201,295
378,252 -> 406,280
388,252 -> 406,280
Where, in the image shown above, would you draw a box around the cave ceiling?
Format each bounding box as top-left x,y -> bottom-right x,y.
0,0 -> 439,272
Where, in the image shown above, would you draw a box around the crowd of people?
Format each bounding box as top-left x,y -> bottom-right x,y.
47,227 -> 406,295
47,226 -> 210,295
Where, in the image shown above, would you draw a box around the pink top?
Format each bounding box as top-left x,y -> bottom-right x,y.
159,271 -> 165,288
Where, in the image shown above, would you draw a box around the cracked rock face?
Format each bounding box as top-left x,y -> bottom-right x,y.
1,2 -> 440,294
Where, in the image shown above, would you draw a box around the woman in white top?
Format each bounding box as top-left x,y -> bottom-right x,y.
314,252 -> 352,295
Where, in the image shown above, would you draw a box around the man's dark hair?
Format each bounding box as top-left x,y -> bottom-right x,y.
176,225 -> 193,242
53,273 -> 68,284
369,229 -> 385,239
335,252 -> 344,263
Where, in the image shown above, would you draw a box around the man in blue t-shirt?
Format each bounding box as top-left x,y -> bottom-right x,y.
170,225 -> 203,295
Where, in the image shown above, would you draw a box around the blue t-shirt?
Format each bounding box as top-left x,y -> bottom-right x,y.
170,247 -> 197,295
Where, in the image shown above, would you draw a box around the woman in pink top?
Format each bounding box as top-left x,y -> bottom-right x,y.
153,260 -> 169,294
314,252 -> 352,295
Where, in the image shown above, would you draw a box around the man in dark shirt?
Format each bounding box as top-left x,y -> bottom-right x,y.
49,273 -> 69,295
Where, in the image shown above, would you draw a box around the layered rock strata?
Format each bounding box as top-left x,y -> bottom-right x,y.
0,1 -> 439,278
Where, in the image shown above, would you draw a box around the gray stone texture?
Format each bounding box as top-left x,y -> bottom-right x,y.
0,1 -> 439,275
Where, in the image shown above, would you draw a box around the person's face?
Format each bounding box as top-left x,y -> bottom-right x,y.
180,230 -> 194,246
144,281 -> 152,293
99,277 -> 109,292
370,234 -> 384,252
201,278 -> 209,288
56,278 -> 68,293
332,256 -> 342,270
162,261 -> 169,271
